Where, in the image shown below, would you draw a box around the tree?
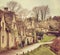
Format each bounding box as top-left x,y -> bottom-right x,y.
7,1 -> 22,13
33,7 -> 40,21
18,9 -> 29,19
50,37 -> 60,54
53,16 -> 60,32
40,5 -> 49,20
33,5 -> 49,21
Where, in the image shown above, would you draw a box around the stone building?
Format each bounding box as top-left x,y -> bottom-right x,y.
0,7 -> 19,52
25,17 -> 37,44
16,19 -> 27,46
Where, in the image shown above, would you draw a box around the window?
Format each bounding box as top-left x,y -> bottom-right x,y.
2,22 -> 4,31
2,36 -> 4,43
0,17 -> 1,22
14,23 -> 15,28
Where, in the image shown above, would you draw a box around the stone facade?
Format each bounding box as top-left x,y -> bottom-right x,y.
0,8 -> 19,52
0,8 -> 38,52
24,17 -> 38,44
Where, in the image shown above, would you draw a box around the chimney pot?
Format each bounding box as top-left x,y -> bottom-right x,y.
4,7 -> 8,12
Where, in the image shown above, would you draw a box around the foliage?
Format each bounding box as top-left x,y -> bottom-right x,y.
41,34 -> 56,42
36,32 -> 44,36
50,37 -> 60,53
49,25 -> 59,31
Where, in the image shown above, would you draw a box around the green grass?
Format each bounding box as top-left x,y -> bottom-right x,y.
25,46 -> 56,55
24,34 -> 56,55
40,34 -> 56,42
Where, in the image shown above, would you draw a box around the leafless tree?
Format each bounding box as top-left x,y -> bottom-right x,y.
33,7 -> 40,21
33,5 -> 49,21
7,1 -> 22,13
18,9 -> 29,19
40,5 -> 49,20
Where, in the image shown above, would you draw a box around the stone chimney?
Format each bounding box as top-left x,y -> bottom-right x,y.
4,7 -> 8,12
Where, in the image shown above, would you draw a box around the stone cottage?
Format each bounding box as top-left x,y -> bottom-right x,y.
0,7 -> 19,52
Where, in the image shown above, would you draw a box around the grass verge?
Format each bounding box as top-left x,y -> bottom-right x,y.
24,45 -> 56,55
40,34 -> 56,42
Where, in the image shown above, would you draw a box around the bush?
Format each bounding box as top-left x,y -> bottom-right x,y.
50,37 -> 60,53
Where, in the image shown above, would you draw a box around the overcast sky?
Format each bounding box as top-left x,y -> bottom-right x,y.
0,0 -> 60,16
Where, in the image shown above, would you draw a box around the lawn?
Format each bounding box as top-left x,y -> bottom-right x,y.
24,45 -> 56,55
24,34 -> 56,55
40,34 -> 56,42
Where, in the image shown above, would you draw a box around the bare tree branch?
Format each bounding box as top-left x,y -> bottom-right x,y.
33,7 -> 39,21
32,5 -> 50,21
7,1 -> 21,13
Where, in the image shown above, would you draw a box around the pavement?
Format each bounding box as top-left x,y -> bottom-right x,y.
0,42 -> 53,55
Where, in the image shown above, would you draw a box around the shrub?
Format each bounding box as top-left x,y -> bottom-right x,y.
50,37 -> 60,53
